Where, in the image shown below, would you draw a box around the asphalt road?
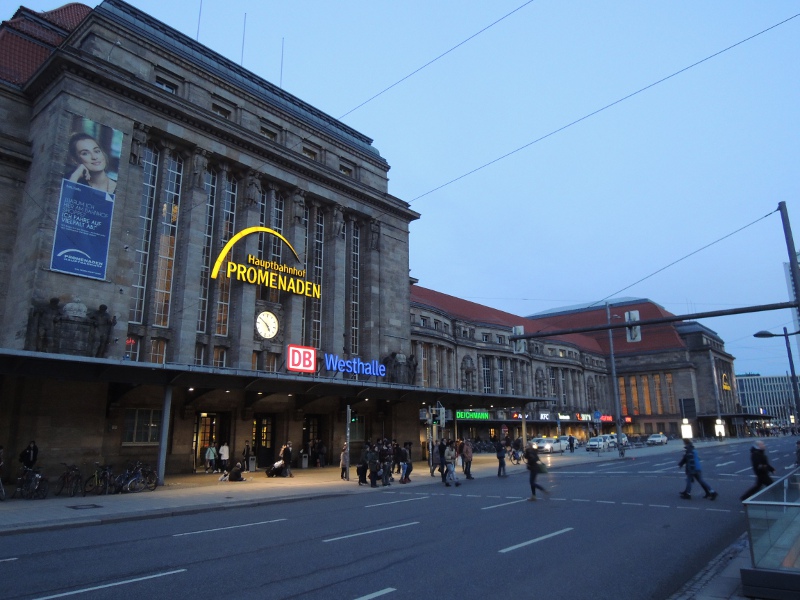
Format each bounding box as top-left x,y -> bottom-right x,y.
2,438 -> 796,600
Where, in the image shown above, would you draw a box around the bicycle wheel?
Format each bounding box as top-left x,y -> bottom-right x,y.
34,479 -> 49,500
83,476 -> 97,496
69,475 -> 82,497
145,471 -> 158,491
54,473 -> 67,496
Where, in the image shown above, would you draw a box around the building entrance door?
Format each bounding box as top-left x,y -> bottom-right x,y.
253,414 -> 275,469
193,412 -> 232,471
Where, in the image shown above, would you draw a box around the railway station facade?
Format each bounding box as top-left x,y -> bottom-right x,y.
0,1 -> 740,478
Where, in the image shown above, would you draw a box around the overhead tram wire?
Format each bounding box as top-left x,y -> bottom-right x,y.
337,0 -> 537,120
408,12 -> 800,204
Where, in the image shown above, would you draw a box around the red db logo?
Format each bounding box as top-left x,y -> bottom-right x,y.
287,345 -> 317,373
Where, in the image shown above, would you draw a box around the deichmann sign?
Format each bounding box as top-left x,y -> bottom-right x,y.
456,411 -> 490,420
210,227 -> 320,299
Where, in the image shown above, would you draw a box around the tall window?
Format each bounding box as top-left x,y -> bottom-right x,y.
130,144 -> 160,324
349,223 -> 360,356
123,409 -> 162,444
654,374 -> 664,414
630,376 -> 640,415
215,174 -> 237,336
618,376 -> 628,416
482,356 -> 492,394
194,343 -> 205,366
509,361 -> 516,395
560,370 -> 567,405
498,359 -> 505,394
548,368 -> 557,398
213,346 -> 227,367
268,191 -> 285,303
641,375 -> 652,414
421,344 -> 429,387
150,338 -> 167,364
152,151 -> 182,327
665,373 -> 677,413
197,169 -> 217,332
309,210 -> 324,348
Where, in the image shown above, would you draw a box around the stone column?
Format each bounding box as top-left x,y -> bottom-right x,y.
282,189 -> 307,346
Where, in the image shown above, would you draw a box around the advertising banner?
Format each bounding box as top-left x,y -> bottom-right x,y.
50,117 -> 122,280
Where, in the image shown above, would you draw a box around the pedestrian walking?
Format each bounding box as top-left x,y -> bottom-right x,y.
204,443 -> 217,474
402,442 -> 413,483
568,435 -> 575,453
524,441 -> 548,500
19,440 -> 38,469
741,441 -> 775,501
677,439 -> 717,500
242,440 -> 252,472
438,439 -> 447,482
340,444 -> 349,480
495,439 -> 507,477
219,441 -> 230,471
281,441 -> 294,477
443,440 -> 461,487
462,438 -> 474,479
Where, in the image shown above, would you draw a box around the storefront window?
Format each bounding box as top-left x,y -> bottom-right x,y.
123,408 -> 162,444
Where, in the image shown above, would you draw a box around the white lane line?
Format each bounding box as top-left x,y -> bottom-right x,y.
31,569 -> 186,599
173,519 -> 286,536
499,527 -> 573,554
596,500 -> 615,504
622,502 -> 643,506
572,499 -> 591,502
649,504 -> 670,508
0,557 -> 18,563
677,506 -> 701,511
715,461 -> 734,467
706,508 -> 732,513
481,499 -> 528,510
353,589 -> 396,600
735,467 -> 751,474
323,522 -> 419,542
638,469 -> 674,473
603,471 -> 629,474
366,497 -> 428,508
653,461 -> 673,467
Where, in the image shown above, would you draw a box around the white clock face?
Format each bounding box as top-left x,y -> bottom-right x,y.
256,311 -> 279,339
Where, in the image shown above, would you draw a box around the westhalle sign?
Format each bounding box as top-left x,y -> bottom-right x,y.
211,226 -> 321,299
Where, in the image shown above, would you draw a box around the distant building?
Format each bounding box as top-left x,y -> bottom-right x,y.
736,373 -> 795,428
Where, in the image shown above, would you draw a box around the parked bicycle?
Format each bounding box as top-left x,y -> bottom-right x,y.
83,462 -> 113,496
54,463 -> 82,497
12,466 -> 48,499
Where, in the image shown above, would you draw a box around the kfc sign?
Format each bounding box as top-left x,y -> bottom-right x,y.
287,345 -> 317,373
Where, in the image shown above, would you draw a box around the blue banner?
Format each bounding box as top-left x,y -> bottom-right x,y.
50,179 -> 114,280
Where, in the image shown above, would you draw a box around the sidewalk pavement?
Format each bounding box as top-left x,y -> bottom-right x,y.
0,438 -> 757,599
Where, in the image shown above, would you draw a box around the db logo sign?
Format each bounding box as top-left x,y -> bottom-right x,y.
287,345 -> 316,373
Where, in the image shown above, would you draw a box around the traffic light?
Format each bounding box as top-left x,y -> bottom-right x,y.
350,410 -> 358,422
431,410 -> 440,425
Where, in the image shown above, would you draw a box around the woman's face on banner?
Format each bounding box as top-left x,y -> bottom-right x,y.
74,138 -> 107,173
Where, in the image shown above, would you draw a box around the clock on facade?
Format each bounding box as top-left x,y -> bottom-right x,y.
256,311 -> 279,339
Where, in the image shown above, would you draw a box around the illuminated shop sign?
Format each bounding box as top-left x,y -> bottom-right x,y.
287,345 -> 316,373
557,413 -> 572,421
575,413 -> 592,421
456,411 -> 490,420
211,227 -> 320,299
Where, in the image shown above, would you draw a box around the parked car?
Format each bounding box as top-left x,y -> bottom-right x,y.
646,433 -> 668,446
607,433 -> 629,448
586,436 -> 609,451
532,437 -> 566,454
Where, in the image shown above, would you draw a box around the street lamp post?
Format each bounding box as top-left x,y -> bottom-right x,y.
754,327 -> 800,428
606,303 -> 624,454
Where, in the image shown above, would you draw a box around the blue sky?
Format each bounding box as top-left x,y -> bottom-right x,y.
19,1 -> 800,376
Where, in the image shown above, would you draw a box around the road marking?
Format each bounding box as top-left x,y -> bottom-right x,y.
604,471 -> 629,474
715,461 -> 734,467
622,502 -> 643,506
481,499 -> 528,510
572,498 -> 591,502
499,527 -> 573,553
649,504 -> 670,508
735,467 -> 751,474
323,522 -> 419,542
706,508 -> 731,513
365,497 -> 428,508
0,557 -> 18,563
596,500 -> 615,504
353,589 -> 396,600
677,506 -> 701,510
173,519 -> 286,536
653,461 -> 673,467
638,469 -> 674,473
31,569 -> 186,599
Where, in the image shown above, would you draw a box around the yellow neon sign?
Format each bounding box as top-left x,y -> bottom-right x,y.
211,226 -> 300,279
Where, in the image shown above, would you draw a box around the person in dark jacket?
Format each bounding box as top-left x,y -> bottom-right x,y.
741,441 -> 775,501
19,440 -> 38,469
678,439 -> 717,500
495,439 -> 507,477
524,442 -> 548,500
438,439 -> 447,482
281,442 -> 294,478
228,462 -> 245,481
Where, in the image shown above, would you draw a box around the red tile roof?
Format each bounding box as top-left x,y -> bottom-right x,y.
410,284 -> 604,353
0,3 -> 91,86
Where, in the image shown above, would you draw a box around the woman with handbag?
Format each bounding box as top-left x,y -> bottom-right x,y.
524,442 -> 549,501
